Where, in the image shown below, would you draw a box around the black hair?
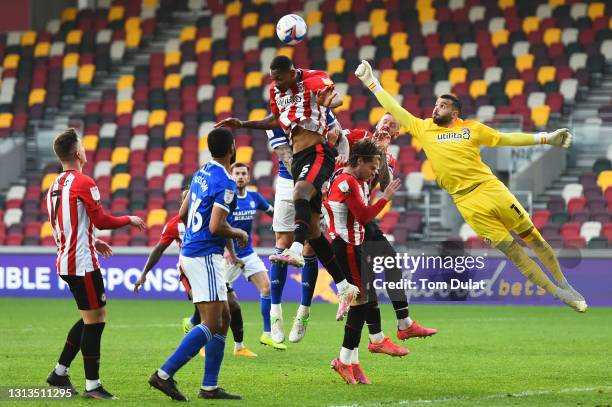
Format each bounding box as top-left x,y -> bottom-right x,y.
439,94 -> 462,114
270,55 -> 293,72
53,128 -> 79,162
348,139 -> 382,167
207,128 -> 235,158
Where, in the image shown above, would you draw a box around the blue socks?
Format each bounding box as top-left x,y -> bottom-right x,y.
261,294 -> 271,332
270,247 -> 288,304
203,334 -> 226,388
301,256 -> 318,306
161,324 -> 212,377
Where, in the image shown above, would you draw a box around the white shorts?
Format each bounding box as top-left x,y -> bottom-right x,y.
179,254 -> 228,303
224,252 -> 267,285
273,176 -> 295,232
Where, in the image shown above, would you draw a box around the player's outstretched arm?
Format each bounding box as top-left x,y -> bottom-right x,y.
355,60 -> 423,138
134,242 -> 171,292
214,114 -> 279,130
496,128 -> 573,148
344,178 -> 401,225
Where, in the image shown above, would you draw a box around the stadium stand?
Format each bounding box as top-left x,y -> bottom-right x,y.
0,0 -> 611,248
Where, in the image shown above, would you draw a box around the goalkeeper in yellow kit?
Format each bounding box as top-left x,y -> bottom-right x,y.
355,60 -> 587,313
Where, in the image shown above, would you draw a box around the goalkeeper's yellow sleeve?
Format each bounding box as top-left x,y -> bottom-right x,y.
496,132 -> 541,147
372,88 -> 425,140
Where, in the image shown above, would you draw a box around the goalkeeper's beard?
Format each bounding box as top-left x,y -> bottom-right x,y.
433,113 -> 452,126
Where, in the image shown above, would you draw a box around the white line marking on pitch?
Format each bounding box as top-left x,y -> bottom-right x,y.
329,386 -> 612,407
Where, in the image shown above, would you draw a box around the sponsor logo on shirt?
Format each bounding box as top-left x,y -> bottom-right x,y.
276,94 -> 302,108
90,186 -> 101,201
437,128 -> 471,142
224,189 -> 235,204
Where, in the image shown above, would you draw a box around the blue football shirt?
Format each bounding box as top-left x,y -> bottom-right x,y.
230,190 -> 272,257
181,160 -> 237,258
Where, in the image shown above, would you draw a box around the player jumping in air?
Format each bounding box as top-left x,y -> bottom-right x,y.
265,109 -> 343,343
224,162 -> 287,351
215,55 -> 359,321
324,140 -> 404,384
267,127 -> 320,344
45,129 -> 146,399
328,116 -> 438,342
133,188 -> 259,357
355,60 -> 587,312
148,128 -> 246,401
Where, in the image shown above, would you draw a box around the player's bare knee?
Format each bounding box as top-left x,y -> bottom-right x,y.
259,280 -> 271,296
97,306 -> 106,321
294,181 -> 315,200
220,305 -> 231,334
303,242 -> 315,256
275,232 -> 293,248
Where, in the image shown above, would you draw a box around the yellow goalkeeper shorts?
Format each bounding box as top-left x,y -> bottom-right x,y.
454,179 -> 534,246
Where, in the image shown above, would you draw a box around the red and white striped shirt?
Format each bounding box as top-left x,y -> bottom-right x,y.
159,214 -> 186,271
333,128 -> 397,188
323,172 -> 389,245
46,171 -> 130,276
159,215 -> 185,249
270,69 -> 333,142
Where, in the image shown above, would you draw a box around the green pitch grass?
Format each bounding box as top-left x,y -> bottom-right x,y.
0,298 -> 610,406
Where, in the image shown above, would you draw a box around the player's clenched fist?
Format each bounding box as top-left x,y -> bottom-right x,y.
235,229 -> 249,248
214,118 -> 243,128
544,128 -> 573,148
355,59 -> 382,91
355,60 -> 374,83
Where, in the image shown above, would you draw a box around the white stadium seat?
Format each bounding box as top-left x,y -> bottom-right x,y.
4,208 -> 23,227
6,185 -> 26,200
146,161 -> 165,180
405,171 -> 424,199
459,222 -> 477,241
561,183 -> 583,204
580,222 -> 602,242
130,135 -> 149,151
94,161 -> 112,179
253,161 -> 274,180
164,173 -> 184,192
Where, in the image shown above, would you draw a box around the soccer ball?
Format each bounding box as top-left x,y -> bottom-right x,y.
276,14 -> 307,45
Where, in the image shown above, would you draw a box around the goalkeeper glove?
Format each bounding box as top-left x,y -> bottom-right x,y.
355,60 -> 382,93
534,128 -> 573,148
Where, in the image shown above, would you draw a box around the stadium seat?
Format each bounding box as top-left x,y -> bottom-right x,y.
564,236 -> 586,249
580,221 -> 602,242
459,222 -> 477,241
164,147 -> 182,166
111,174 -> 131,193
4,208 -> 23,227
531,105 -> 550,128
562,183 -> 583,203
404,171 -> 424,199
597,171 -> 612,192
41,173 -> 58,191
236,146 -> 254,163
147,208 -> 167,228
